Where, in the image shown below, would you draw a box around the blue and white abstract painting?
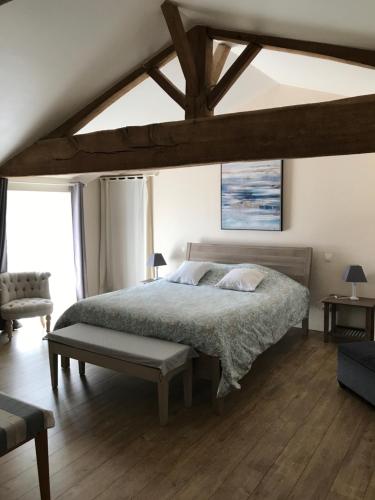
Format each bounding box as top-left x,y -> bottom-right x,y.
221,160 -> 283,231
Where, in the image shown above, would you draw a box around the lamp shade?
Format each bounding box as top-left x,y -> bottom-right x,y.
147,253 -> 166,267
343,265 -> 367,283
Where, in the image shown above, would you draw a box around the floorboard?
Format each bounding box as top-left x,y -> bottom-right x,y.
0,321 -> 373,500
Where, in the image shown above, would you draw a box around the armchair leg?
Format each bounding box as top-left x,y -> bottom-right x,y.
5,320 -> 13,341
40,316 -> 46,329
46,315 -> 51,334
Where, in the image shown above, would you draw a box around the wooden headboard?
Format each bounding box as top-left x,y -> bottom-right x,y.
186,242 -> 312,288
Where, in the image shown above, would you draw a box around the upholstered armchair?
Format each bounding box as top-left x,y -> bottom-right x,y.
0,272 -> 53,341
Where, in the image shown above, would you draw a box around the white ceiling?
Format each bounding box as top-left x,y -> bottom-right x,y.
240,48 -> 375,97
1,0 -> 375,168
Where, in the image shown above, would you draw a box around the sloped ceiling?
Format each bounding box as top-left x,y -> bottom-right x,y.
1,0 -> 375,168
247,50 -> 375,97
79,54 -> 278,133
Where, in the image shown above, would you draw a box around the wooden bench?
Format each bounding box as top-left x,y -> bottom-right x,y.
0,392 -> 55,500
45,324 -> 195,425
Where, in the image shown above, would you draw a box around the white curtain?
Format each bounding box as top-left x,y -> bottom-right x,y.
99,176 -> 153,293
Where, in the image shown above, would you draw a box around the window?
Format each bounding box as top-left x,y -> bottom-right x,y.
6,187 -> 77,327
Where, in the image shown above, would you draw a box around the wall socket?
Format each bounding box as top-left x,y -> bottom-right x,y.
324,252 -> 333,263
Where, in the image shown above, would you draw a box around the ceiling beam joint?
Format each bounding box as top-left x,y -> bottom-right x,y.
207,42 -> 261,110
211,43 -> 231,86
146,66 -> 186,109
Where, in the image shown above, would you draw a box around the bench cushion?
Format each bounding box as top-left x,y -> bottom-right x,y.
338,342 -> 375,372
47,324 -> 197,375
0,392 -> 55,456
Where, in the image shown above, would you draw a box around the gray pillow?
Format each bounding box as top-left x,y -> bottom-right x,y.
216,268 -> 265,292
166,261 -> 211,286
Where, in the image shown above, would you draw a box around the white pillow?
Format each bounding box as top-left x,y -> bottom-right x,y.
166,261 -> 211,286
216,268 -> 265,292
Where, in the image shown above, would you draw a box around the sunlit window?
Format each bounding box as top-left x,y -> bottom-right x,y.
6,188 -> 77,328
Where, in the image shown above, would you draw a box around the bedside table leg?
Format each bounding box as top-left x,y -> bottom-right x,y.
324,303 -> 330,343
366,308 -> 374,341
331,304 -> 337,336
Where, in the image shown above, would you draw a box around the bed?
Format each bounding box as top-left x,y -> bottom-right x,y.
55,242 -> 312,407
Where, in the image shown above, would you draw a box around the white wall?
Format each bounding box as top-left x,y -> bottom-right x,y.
153,85 -> 375,331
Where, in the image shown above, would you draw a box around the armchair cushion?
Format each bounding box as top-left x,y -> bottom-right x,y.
1,298 -> 53,320
0,272 -> 51,306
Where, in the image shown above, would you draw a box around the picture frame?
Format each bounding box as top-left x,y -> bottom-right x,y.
221,160 -> 283,231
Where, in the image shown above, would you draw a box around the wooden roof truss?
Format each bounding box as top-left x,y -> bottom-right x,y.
2,0 -> 375,177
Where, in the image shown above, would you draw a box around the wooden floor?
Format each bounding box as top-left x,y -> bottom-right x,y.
0,323 -> 374,500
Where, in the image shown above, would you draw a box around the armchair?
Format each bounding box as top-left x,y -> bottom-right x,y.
0,272 -> 53,341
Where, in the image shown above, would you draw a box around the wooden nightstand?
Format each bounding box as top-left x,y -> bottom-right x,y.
322,296 -> 375,343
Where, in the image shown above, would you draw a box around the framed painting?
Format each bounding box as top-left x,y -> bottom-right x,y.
221,160 -> 283,231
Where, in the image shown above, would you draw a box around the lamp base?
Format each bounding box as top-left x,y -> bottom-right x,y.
349,283 -> 359,301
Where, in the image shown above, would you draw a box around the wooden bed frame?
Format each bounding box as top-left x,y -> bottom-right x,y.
185,241 -> 313,413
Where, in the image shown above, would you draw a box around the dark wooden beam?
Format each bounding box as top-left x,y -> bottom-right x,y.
146,67 -> 185,109
185,26 -> 213,119
208,42 -> 261,110
3,93 -> 375,177
207,27 -> 375,69
161,1 -> 199,95
46,45 -> 176,138
211,43 -> 231,85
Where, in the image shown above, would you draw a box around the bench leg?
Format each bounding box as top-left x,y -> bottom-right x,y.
35,430 -> 51,500
183,362 -> 193,408
79,361 -> 85,376
48,346 -> 58,390
61,356 -> 70,370
5,320 -> 13,341
46,315 -> 51,334
158,378 -> 169,426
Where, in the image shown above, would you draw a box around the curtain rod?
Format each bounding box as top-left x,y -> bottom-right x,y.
100,174 -> 156,181
8,177 -> 81,187
9,180 -> 77,186
9,181 -> 79,188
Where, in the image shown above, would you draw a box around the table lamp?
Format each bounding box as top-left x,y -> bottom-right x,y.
343,265 -> 367,301
147,253 -> 166,279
